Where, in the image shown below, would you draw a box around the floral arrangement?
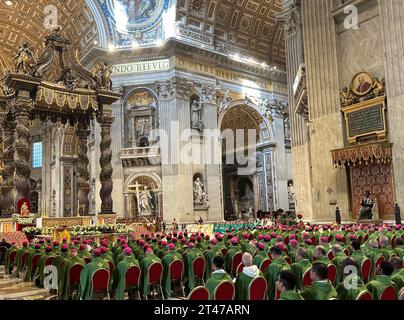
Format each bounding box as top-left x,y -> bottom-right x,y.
22,227 -> 52,236
12,214 -> 36,225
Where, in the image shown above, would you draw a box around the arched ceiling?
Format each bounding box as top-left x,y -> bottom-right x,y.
0,0 -> 99,77
177,0 -> 285,68
0,0 -> 285,78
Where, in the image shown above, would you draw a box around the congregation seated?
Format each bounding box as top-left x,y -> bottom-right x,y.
300,262 -> 338,300
1,221 -> 403,301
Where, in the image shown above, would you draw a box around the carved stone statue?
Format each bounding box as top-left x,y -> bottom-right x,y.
358,191 -> 374,220
191,100 -> 204,131
219,90 -> 232,113
201,192 -> 211,209
193,178 -> 204,205
139,186 -> 153,214
14,42 -> 35,75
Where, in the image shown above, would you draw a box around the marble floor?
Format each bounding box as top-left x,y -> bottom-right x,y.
0,266 -> 54,300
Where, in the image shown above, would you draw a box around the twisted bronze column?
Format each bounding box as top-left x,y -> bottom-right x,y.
14,101 -> 31,210
99,115 -> 114,214
1,115 -> 15,215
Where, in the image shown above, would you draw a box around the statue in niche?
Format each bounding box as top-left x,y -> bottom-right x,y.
139,186 -> 154,214
191,100 -> 204,131
193,178 -> 205,206
14,42 -> 35,75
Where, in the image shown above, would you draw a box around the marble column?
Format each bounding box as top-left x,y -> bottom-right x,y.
1,114 -> 15,215
379,0 -> 404,213
76,120 -> 90,215
98,112 -> 114,214
13,98 -> 32,210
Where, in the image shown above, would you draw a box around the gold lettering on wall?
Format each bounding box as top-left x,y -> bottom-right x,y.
112,57 -> 286,93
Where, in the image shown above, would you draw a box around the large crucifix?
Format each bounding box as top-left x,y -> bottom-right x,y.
128,181 -> 143,215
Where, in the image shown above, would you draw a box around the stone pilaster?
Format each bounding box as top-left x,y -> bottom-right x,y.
379,0 -> 404,210
157,77 -> 194,223
201,83 -> 223,221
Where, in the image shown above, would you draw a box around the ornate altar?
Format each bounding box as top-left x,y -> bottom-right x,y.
0,27 -> 121,217
41,217 -> 92,228
333,71 -> 394,221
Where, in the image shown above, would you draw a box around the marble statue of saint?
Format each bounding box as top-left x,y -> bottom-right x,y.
139,186 -> 153,214
358,191 -> 374,220
191,100 -> 204,131
193,178 -> 204,205
201,192 -> 211,209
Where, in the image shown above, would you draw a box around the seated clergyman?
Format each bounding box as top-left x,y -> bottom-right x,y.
276,271 -> 304,300
301,262 -> 338,300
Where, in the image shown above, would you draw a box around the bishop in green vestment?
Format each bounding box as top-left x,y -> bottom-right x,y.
79,248 -> 110,300
235,253 -> 262,300
290,248 -> 312,290
335,258 -> 367,300
300,262 -> 337,300
205,255 -> 232,300
161,244 -> 183,299
35,246 -> 56,288
58,249 -> 85,300
113,247 -> 140,300
14,241 -> 31,277
24,245 -> 42,282
140,247 -> 162,299
4,243 -> 17,275
204,239 -> 222,281
366,261 -> 396,300
183,243 -> 204,293
265,246 -> 291,300
277,270 -> 304,300
224,238 -> 242,274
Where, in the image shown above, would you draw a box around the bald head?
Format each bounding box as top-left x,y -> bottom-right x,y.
379,236 -> 389,248
242,252 -> 253,267
369,240 -> 379,249
332,244 -> 343,254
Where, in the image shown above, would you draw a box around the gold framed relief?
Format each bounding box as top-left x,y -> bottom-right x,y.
350,71 -> 374,97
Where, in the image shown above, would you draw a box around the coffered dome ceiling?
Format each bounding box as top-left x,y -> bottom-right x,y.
0,0 -> 285,79
0,0 -> 98,77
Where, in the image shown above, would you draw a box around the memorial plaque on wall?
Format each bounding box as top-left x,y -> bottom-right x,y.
347,104 -> 384,137
342,96 -> 387,144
